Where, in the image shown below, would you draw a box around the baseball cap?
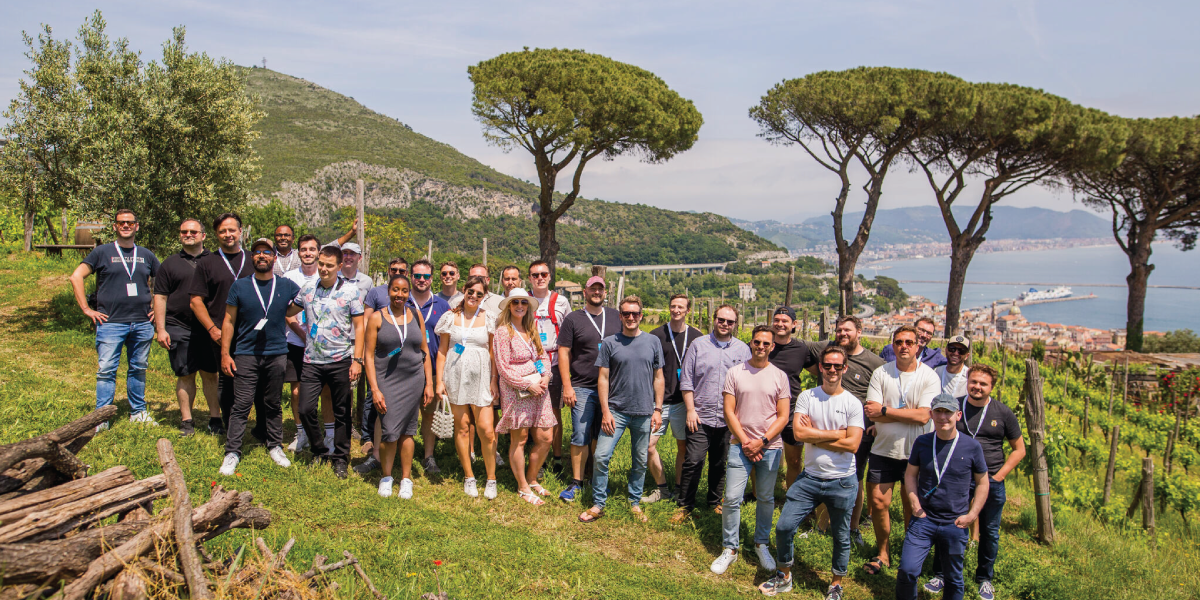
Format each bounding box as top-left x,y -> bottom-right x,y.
773,306 -> 797,320
340,242 -> 362,254
250,238 -> 274,252
948,334 -> 971,350
931,393 -> 960,412
585,275 -> 607,289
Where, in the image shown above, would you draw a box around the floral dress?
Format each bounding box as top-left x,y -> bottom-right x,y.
492,325 -> 557,433
435,308 -> 496,407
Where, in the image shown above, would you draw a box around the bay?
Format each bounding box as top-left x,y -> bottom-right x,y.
866,243 -> 1200,333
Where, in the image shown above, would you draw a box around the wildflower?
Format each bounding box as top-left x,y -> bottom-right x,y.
434,560 -> 443,566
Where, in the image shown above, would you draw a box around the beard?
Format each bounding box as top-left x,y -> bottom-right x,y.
254,260 -> 273,273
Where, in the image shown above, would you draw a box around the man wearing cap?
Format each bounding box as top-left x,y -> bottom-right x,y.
767,306 -> 818,489
407,258 -> 451,475
934,336 -> 971,399
217,238 -> 302,476
896,393 -> 989,600
272,225 -> 301,275
880,317 -> 947,369
645,293 -> 702,503
338,243 -> 374,295
556,275 -> 621,502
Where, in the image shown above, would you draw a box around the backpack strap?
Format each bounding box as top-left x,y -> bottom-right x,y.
547,292 -> 560,337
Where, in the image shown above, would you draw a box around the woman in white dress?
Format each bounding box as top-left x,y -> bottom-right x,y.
435,276 -> 500,499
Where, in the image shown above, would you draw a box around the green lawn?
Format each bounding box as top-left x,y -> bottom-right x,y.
1,252 -> 1197,599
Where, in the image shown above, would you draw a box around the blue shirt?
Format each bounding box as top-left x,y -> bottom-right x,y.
407,293 -> 451,367
879,344 -> 947,369
596,332 -> 664,416
363,284 -> 389,312
679,333 -> 751,427
908,431 -> 988,524
225,275 -> 301,356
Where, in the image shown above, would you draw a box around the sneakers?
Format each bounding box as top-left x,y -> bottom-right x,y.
710,548 -> 738,575
470,452 -> 477,462
755,544 -> 777,572
129,411 -> 158,426
268,447 -> 292,468
758,572 -> 793,596
978,581 -> 995,600
484,479 -> 498,500
398,478 -> 414,499
825,583 -> 844,600
495,452 -> 506,467
287,429 -> 309,452
333,460 -> 348,480
559,482 -> 582,502
464,477 -> 479,498
219,453 -> 240,476
179,419 -> 195,437
378,476 -> 394,498
422,456 -> 441,475
95,422 -> 110,433
354,456 -> 380,476
641,487 -> 674,504
924,577 -> 945,594
850,528 -> 866,548
208,418 -> 226,436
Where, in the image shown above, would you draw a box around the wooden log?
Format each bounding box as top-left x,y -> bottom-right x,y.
0,406 -> 116,476
0,431 -> 96,498
0,474 -> 167,543
1021,358 -> 1056,545
1140,456 -> 1156,544
1103,424 -> 1120,506
109,567 -> 149,600
156,439 -> 212,600
0,466 -> 134,524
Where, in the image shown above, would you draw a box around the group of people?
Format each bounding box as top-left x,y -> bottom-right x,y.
70,211 -> 1026,600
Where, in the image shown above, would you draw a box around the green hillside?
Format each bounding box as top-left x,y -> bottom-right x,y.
242,67 -> 782,265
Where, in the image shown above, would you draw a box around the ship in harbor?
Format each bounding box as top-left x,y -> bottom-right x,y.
1019,286 -> 1073,302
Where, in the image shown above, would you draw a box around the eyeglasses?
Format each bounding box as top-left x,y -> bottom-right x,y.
821,362 -> 847,371
620,311 -> 642,318
179,230 -> 202,236
464,290 -> 486,298
946,345 -> 970,355
116,220 -> 137,227
894,339 -> 918,347
916,328 -> 935,338
440,271 -> 457,277
715,317 -> 736,326
252,249 -> 275,256
530,272 -> 551,279
412,273 -> 432,280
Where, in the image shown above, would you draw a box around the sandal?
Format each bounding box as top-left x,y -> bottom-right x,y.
530,483 -> 551,497
863,556 -> 890,575
518,490 -> 545,506
578,506 -> 605,523
630,506 -> 648,523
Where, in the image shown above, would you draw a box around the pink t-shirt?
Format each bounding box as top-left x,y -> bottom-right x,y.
722,362 -> 790,450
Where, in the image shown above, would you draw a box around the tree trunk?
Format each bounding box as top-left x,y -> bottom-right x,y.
538,213 -> 560,286
23,209 -> 35,253
836,259 -> 856,317
944,234 -> 983,337
1122,234 -> 1155,352
1021,358 -> 1056,545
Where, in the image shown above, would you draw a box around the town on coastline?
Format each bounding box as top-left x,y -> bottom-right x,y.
794,237 -> 1116,265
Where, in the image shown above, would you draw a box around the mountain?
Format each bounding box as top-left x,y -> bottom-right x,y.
242,67 -> 784,265
732,205 -> 1112,251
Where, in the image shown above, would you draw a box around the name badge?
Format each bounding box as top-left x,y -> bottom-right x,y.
254,318 -> 268,331
126,283 -> 137,297
534,360 -> 546,375
454,343 -> 465,354
676,368 -> 682,379
426,331 -> 430,343
387,347 -> 402,357
540,332 -> 548,343
597,342 -> 602,351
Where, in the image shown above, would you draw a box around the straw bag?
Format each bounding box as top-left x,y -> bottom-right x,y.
431,395 -> 455,439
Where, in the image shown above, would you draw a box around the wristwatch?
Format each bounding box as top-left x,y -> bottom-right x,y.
352,357 -> 365,365
760,436 -> 769,446
881,406 -> 889,417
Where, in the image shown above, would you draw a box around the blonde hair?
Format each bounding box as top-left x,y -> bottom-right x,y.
498,298 -> 544,356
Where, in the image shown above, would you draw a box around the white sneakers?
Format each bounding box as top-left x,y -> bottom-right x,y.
287,429 -> 309,452
484,479 -> 498,500
268,447 -> 291,468
711,548 -> 738,574
129,411 -> 158,426
398,478 -> 414,500
755,544 -> 777,572
495,452 -> 506,467
378,476 -> 394,497
219,453 -> 240,476
464,477 -> 479,498
95,422 -> 110,433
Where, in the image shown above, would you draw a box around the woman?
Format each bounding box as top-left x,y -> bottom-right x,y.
435,276 -> 500,499
492,288 -> 557,505
364,274 -> 434,500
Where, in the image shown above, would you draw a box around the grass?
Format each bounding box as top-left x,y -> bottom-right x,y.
1,252 -> 1198,599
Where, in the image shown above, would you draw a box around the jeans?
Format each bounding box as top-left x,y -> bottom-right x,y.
776,471 -> 858,576
932,479 -> 1006,583
569,387 -> 601,447
299,359 -> 354,461
722,445 -> 781,549
95,321 -> 154,414
677,423 -> 729,511
897,516 -> 968,600
225,354 -> 286,456
591,411 -> 652,510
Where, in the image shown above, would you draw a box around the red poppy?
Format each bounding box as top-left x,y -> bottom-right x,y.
434,560 -> 442,566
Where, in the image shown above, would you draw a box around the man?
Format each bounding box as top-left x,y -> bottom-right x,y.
407,259 -> 451,475
760,345 -> 864,599
711,326 -> 789,575
578,296 -> 664,524
646,294 -> 702,503
272,225 -> 302,275
500,265 -> 522,296
557,276 -> 622,502
862,325 -> 941,575
218,238 -> 301,475
934,335 -> 971,398
767,306 -> 818,489
672,304 -> 752,523
287,246 -> 365,479
880,317 -> 947,369
283,234 -> 322,452
529,260 -> 572,474
467,264 -> 504,317
190,214 -> 254,435
152,218 -> 216,436
896,394 -> 989,600
437,260 -> 462,306
354,257 -> 409,470
338,243 -> 374,295
925,364 -> 1025,600
69,209 -> 161,430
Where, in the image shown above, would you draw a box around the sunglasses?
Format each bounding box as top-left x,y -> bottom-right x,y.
894,339 -> 918,347
620,311 -> 642,318
946,345 -> 970,355
440,271 -> 457,277
510,299 -> 529,306
750,340 -> 772,347
252,249 -> 275,256
116,220 -> 137,227
715,317 -> 736,326
412,273 -> 432,280
464,290 -> 486,298
821,362 -> 846,371
179,230 -> 202,236
389,268 -> 407,275
530,272 -> 550,279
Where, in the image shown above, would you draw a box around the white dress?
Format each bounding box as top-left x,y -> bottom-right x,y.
435,309 -> 496,407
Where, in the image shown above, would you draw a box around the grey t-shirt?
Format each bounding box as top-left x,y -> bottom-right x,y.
596,332 -> 664,416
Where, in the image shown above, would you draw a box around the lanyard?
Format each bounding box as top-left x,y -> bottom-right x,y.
931,433 -> 960,488
966,400 -> 991,439
387,305 -> 408,348
409,297 -> 435,323
666,324 -> 689,366
114,243 -> 137,281
253,276 -> 277,316
219,249 -> 245,279
586,308 -> 606,339
459,306 -> 481,330
895,368 -> 916,409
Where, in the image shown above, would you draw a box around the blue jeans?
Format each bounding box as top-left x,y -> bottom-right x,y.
932,479 -> 1006,583
897,516 -> 968,600
570,387 -> 601,447
95,321 -> 154,414
776,471 -> 858,576
590,410 -> 651,510
723,444 -> 781,549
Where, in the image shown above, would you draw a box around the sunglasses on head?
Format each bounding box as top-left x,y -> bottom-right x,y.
821,362 -> 846,371
412,273 -> 432,280
620,311 -> 641,318
894,338 -> 918,347
715,317 -> 736,326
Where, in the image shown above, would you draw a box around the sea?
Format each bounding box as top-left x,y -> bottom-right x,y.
865,243 -> 1200,333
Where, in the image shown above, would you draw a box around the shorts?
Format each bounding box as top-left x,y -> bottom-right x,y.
549,369 -> 563,413
165,325 -> 202,377
283,344 -> 305,383
866,453 -> 908,484
781,415 -> 798,446
654,403 -> 688,440
569,387 -> 601,447
193,331 -> 220,375
856,432 -> 875,480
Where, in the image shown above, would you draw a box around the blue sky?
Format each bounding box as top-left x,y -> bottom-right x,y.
3,1 -> 1198,222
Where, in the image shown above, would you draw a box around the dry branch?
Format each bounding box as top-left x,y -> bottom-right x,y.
345,551 -> 385,600
0,466 -> 134,524
0,405 -> 116,476
156,438 -> 212,600
0,475 -> 167,543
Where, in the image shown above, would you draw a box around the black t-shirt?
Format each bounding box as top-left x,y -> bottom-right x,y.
909,432 -> 988,524
558,307 -> 621,390
225,275 -> 301,356
153,249 -> 210,329
650,324 -> 704,405
81,243 -> 160,324
189,249 -> 251,329
957,397 -> 1023,475
768,339 -> 817,410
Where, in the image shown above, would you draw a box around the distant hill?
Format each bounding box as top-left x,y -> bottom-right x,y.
732,205 -> 1112,251
242,67 -> 783,265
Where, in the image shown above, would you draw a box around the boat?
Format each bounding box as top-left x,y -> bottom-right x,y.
1019,286 -> 1073,302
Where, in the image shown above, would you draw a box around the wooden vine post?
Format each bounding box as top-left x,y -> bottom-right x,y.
1123,457 -> 1158,546
784,266 -> 795,307
1103,424 -> 1120,506
1021,358 -> 1056,545
1106,362 -> 1116,419
1121,358 -> 1130,416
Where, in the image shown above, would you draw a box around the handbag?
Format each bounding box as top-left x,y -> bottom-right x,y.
516,373 -> 542,399
431,395 -> 455,439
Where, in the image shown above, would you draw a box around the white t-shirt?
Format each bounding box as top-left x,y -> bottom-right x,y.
532,291 -> 572,365
934,365 -> 969,399
283,268 -> 319,347
795,386 -> 864,478
866,361 -> 941,460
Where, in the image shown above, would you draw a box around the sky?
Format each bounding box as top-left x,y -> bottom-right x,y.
3,1 -> 1198,223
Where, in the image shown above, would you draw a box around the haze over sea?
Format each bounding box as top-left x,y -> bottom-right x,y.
868,243 -> 1200,333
